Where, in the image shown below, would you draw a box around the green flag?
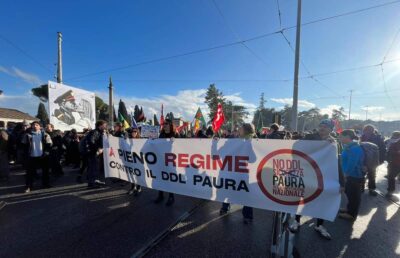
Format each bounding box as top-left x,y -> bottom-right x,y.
193,107 -> 206,131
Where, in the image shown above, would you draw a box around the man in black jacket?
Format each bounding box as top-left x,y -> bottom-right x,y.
87,120 -> 107,188
361,125 -> 386,196
291,119 -> 343,240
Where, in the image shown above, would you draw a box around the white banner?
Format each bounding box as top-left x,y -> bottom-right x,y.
48,81 -> 96,131
103,136 -> 341,221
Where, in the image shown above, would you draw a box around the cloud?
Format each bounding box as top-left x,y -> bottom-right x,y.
319,105 -> 343,116
361,106 -> 385,112
0,91 -> 40,116
225,92 -> 257,113
0,66 -> 42,85
96,89 -> 256,123
270,98 -> 316,109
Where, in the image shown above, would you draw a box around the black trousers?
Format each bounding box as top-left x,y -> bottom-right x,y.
345,177 -> 363,218
388,164 -> 400,193
26,156 -> 49,188
365,168 -> 376,190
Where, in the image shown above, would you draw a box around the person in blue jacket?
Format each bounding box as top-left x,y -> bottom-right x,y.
338,129 -> 365,220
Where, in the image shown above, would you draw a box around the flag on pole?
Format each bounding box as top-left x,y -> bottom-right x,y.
160,104 -> 165,127
212,103 -> 225,132
136,107 -> 145,122
131,114 -> 138,129
193,107 -> 206,132
118,112 -> 130,129
333,119 -> 343,134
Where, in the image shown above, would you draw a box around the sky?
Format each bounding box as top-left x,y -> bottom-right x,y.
1,0 -> 400,122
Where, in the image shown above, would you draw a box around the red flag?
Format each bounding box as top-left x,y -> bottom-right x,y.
160,104 -> 165,127
212,103 -> 225,132
333,119 -> 343,134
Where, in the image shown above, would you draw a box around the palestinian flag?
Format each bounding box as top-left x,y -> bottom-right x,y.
118,112 -> 130,129
193,107 -> 206,132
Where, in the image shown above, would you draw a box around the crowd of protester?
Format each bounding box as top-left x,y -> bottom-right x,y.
0,118 -> 399,241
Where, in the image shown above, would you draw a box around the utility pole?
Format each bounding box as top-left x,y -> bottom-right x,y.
348,90 -> 353,121
57,32 -> 63,83
291,0 -> 302,131
365,106 -> 369,121
108,76 -> 114,127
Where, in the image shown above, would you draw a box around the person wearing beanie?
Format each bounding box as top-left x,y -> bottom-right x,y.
291,119 -> 344,240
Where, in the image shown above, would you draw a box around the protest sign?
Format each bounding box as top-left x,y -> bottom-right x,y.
140,125 -> 160,138
103,136 -> 340,221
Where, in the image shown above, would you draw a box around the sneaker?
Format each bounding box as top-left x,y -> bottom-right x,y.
338,212 -> 355,221
289,220 -> 300,233
339,208 -> 348,213
369,189 -> 378,196
95,180 -> 106,186
24,187 -> 31,193
166,196 -> 175,206
133,187 -> 142,196
314,225 -> 331,240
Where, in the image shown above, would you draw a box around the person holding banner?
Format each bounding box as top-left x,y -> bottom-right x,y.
87,120 -> 107,189
219,123 -> 256,224
291,119 -> 344,240
154,119 -> 179,206
127,126 -> 142,196
112,122 -> 128,139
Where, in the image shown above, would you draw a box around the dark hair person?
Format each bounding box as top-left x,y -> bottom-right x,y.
220,123 -> 256,224
154,119 -> 179,206
127,127 -> 142,196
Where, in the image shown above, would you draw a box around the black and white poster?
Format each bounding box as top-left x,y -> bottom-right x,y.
48,81 -> 96,131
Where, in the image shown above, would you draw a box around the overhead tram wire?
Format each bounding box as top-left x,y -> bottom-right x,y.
65,0 -> 400,82
379,23 -> 400,113
0,34 -> 54,74
209,0 -> 270,67
71,57 -> 400,84
279,31 -> 345,98
308,87 -> 400,101
282,0 -> 400,32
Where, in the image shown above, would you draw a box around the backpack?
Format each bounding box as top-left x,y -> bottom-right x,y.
360,142 -> 380,172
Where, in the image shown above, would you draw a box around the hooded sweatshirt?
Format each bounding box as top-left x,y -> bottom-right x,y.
341,142 -> 364,178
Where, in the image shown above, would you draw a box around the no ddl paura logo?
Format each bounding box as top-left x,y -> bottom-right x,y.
257,149 -> 323,205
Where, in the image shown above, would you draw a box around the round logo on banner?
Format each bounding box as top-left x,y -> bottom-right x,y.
256,149 -> 324,205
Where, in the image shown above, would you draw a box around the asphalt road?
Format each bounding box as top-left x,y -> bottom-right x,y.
0,163 -> 399,258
